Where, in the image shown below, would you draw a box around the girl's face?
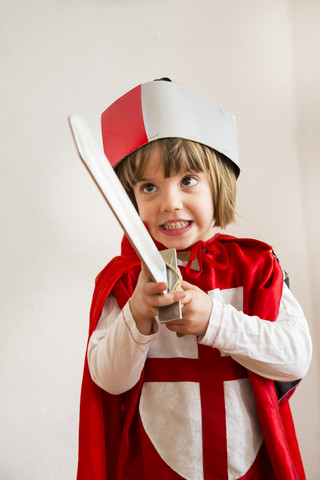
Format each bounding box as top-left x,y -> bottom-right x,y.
133,147 -> 215,250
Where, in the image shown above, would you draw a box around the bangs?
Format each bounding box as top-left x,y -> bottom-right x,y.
133,138 -> 207,181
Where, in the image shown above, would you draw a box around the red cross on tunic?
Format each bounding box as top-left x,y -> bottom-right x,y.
143,345 -> 248,480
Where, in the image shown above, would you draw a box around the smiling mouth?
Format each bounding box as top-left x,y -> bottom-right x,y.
161,220 -> 191,231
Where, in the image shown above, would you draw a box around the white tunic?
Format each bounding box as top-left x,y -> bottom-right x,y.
87,283 -> 311,479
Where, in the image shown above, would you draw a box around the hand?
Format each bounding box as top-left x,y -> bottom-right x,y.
165,281 -> 213,337
129,263 -> 185,335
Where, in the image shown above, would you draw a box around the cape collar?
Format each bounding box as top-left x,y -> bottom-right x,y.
121,233 -> 230,279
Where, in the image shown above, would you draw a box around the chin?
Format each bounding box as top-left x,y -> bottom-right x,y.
158,236 -> 195,251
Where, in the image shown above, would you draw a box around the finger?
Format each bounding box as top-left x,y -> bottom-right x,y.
144,281 -> 168,295
181,280 -> 200,291
165,321 -> 184,331
149,291 -> 186,308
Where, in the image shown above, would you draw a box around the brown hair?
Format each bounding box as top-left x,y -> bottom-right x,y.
115,138 -> 237,229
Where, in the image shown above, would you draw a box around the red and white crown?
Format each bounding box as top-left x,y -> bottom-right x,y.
101,79 -> 240,177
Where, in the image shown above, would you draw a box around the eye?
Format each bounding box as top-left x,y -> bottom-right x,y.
141,183 -> 157,194
181,175 -> 198,188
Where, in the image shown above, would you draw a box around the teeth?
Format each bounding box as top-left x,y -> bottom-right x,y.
163,221 -> 190,231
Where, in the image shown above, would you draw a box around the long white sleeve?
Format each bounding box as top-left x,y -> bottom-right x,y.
200,283 -> 312,381
87,295 -> 158,394
88,284 -> 312,393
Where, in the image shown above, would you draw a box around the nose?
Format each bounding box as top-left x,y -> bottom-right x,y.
160,185 -> 183,212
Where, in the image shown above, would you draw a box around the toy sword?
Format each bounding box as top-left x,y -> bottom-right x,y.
69,115 -> 182,322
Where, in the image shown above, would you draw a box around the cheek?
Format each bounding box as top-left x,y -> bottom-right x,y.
135,201 -> 154,224
200,192 -> 214,223
133,193 -> 143,216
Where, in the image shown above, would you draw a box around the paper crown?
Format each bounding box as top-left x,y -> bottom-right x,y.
101,79 -> 240,177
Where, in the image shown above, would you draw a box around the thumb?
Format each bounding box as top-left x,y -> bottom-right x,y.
180,288 -> 193,306
181,280 -> 201,292
179,281 -> 201,306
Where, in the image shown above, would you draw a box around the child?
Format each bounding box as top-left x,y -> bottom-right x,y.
77,79 -> 312,480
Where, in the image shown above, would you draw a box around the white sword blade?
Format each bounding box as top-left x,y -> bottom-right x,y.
69,115 -> 167,285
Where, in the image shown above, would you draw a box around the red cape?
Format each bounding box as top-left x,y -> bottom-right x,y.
77,234 -> 305,480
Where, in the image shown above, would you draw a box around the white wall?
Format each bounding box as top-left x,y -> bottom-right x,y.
1,0 -> 319,478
